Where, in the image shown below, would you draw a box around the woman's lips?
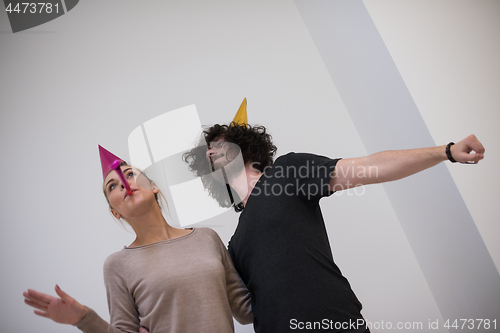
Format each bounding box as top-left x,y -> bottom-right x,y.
124,189 -> 137,199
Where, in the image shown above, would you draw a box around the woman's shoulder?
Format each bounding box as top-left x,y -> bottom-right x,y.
103,248 -> 130,272
194,227 -> 219,239
194,227 -> 225,245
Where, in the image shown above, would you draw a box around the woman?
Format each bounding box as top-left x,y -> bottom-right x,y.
23,146 -> 252,333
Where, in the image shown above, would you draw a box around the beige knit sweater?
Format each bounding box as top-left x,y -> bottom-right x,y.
75,228 -> 252,333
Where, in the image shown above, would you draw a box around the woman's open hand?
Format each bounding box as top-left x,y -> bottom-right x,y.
23,285 -> 87,325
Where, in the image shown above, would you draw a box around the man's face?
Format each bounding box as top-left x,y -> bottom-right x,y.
206,137 -> 234,171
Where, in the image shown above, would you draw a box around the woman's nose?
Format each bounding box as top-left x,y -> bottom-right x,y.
121,178 -> 132,188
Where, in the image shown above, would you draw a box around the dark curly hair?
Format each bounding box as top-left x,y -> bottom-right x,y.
183,122 -> 277,212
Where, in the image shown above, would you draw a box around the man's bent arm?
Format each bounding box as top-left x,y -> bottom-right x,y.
329,134 -> 485,191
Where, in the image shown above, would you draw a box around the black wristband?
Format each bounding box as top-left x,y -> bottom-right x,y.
446,142 -> 457,163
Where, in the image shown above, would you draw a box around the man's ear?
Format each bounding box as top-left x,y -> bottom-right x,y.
110,208 -> 122,220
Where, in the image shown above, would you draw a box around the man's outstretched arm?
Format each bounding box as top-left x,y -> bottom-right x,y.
329,134 -> 485,191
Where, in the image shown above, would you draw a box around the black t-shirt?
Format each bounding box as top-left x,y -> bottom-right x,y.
228,153 -> 366,333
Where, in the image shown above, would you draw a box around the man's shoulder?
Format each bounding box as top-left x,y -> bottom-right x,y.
274,152 -> 298,165
275,152 -> 337,165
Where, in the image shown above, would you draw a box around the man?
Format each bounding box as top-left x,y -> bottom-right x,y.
182,100 -> 485,333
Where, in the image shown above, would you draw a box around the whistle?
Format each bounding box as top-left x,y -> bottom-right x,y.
111,160 -> 133,195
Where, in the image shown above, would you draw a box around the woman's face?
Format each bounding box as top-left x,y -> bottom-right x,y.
103,166 -> 158,220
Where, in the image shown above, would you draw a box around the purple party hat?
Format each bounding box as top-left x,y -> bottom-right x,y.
98,145 -> 126,180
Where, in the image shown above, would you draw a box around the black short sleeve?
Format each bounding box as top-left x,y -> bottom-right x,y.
277,152 -> 340,201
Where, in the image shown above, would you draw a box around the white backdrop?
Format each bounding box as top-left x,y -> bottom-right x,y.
1,1 -> 498,332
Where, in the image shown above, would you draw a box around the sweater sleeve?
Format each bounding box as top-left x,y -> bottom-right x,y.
208,229 -> 253,325
74,307 -> 134,333
74,253 -> 141,333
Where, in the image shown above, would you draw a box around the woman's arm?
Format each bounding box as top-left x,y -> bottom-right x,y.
224,262 -> 253,325
23,285 -> 136,333
24,255 -> 143,333
211,232 -> 253,325
24,285 -> 87,324
101,254 -> 143,333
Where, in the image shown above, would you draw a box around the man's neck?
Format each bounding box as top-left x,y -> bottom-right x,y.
223,160 -> 265,207
241,161 -> 264,206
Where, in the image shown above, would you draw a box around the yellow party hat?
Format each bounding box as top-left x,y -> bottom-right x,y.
231,98 -> 248,126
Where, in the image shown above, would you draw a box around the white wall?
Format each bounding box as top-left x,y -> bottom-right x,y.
1,1 -> 498,332
363,0 -> 500,273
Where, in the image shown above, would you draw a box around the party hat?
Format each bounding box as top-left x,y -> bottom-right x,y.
231,98 -> 248,126
99,145 -> 126,179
